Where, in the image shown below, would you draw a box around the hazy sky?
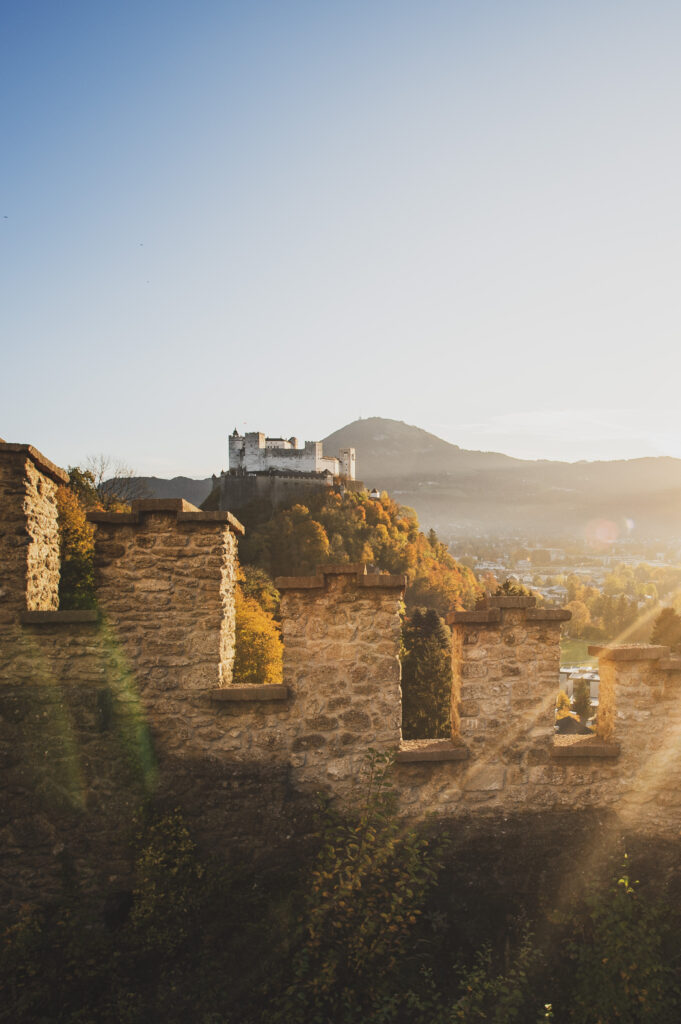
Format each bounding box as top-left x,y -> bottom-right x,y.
3,0 -> 681,476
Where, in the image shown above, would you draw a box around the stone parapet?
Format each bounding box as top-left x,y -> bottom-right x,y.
0,441 -> 66,623
89,498 -> 245,534
277,566 -> 405,798
588,644 -> 669,661
276,562 -> 406,592
450,602 -> 568,758
90,499 -> 241,690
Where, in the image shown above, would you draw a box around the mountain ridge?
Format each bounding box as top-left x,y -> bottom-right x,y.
129,417 -> 681,541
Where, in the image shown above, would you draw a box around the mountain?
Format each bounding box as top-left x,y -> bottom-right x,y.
135,475 -> 213,508
323,418 -> 681,541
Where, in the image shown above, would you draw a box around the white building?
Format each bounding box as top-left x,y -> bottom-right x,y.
228,430 -> 356,480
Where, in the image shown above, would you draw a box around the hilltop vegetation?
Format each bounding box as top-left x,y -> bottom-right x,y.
237,487 -> 480,615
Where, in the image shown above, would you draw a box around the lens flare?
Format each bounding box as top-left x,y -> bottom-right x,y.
584,518 -> 618,549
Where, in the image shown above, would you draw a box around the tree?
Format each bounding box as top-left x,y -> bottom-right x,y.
564,600 -> 591,638
56,485 -> 96,609
238,487 -> 481,613
232,587 -> 283,686
556,690 -> 571,718
496,578 -> 532,597
69,454 -> 147,511
239,565 -> 281,617
650,607 -> 681,652
401,608 -> 452,739
572,678 -> 591,724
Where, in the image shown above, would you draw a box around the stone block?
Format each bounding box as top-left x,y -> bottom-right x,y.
463,764 -> 506,791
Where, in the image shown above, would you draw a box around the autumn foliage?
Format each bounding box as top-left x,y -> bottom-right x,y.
232,582 -> 283,687
239,488 -> 480,614
56,485 -> 96,609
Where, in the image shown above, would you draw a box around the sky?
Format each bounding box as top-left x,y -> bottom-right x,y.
3,0 -> 681,476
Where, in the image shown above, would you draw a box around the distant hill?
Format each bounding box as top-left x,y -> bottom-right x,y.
135,475 -> 213,508
323,418 -> 681,541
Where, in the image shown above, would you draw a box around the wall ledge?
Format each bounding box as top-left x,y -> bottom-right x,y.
357,575 -> 407,589
588,644 -> 669,661
210,684 -> 289,702
276,575 -> 325,590
88,500 -> 244,535
658,658 -> 681,672
19,609 -> 100,625
0,442 -> 69,485
551,740 -> 620,759
318,562 -> 366,575
276,570 -> 406,591
397,740 -> 469,763
526,608 -> 572,622
448,609 -> 501,624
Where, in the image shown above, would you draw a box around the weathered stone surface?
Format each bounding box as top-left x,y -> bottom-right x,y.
464,764 -> 506,791
6,441 -> 681,906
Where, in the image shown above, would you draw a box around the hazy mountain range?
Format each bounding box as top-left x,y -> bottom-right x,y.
133,417 -> 681,542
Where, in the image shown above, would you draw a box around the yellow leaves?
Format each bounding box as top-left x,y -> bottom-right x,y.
232,588 -> 283,686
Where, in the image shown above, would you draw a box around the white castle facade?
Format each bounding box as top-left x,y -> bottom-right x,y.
228,430 -> 356,480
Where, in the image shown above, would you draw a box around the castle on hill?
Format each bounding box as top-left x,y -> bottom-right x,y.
203,429 -> 360,512
228,429 -> 356,479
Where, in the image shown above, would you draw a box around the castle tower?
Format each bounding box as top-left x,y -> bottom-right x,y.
339,447 -> 356,480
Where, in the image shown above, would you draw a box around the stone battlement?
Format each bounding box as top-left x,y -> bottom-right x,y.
3,440 -> 681,903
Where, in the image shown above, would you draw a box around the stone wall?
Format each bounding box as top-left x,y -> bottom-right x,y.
277,565 -> 404,794
214,470 -> 334,513
451,596 -> 569,757
90,500 -> 243,691
0,443 -> 67,624
6,438 -> 681,906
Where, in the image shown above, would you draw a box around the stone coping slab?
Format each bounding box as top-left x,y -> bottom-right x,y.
588,644 -> 669,661
526,608 -> 572,622
89,502 -> 245,535
551,739 -> 620,759
276,575 -> 325,590
19,610 -> 100,625
397,740 -> 469,763
357,575 -> 407,589
318,562 -> 367,575
0,442 -> 69,484
276,571 -> 406,591
210,684 -> 289,702
658,658 -> 681,671
448,609 -> 501,625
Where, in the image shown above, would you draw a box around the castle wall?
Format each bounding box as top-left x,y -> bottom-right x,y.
90,500 -> 242,691
6,439 -> 681,905
228,432 -> 351,478
276,566 -> 403,794
217,471 -> 333,512
0,444 -> 67,623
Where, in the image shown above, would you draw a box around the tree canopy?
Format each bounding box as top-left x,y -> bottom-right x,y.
401,608 -> 453,739
238,488 -> 480,615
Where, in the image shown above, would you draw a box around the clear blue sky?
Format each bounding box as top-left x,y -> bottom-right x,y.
3,1 -> 681,475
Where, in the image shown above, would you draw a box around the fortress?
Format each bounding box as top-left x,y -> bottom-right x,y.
228,429 -> 356,479
206,429 -> 360,512
3,439 -> 681,904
